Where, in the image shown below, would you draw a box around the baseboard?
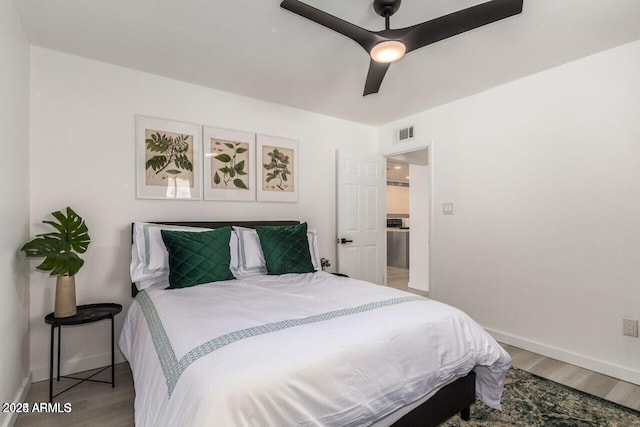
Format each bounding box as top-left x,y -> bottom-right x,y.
487,328 -> 640,386
30,350 -> 126,383
1,373 -> 31,427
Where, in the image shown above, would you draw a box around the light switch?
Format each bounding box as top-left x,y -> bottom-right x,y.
443,203 -> 454,215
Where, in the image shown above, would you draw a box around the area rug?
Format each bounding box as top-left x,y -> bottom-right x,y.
441,368 -> 640,427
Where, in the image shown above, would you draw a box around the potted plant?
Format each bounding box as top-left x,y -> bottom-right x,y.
21,207 -> 91,317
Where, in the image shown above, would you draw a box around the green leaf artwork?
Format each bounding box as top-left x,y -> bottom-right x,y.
263,147 -> 293,191
144,130 -> 194,186
210,139 -> 250,190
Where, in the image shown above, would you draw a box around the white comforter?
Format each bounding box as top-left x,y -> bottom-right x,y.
119,272 -> 511,427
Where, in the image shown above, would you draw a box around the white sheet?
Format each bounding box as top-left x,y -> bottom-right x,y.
119,272 -> 511,427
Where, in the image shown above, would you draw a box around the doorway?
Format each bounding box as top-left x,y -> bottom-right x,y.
386,159 -> 411,292
385,148 -> 429,296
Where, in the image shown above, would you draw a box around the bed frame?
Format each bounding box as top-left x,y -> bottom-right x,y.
129,220 -> 475,426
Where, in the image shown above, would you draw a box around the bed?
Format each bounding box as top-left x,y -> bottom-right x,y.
120,220 -> 511,426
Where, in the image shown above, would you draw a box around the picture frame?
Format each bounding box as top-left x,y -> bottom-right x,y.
135,115 -> 202,200
203,126 -> 256,201
256,134 -> 298,203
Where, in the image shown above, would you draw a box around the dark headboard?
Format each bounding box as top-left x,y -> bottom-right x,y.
130,220 -> 300,297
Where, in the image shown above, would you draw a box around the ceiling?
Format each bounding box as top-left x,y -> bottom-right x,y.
387,160 -> 410,183
16,0 -> 640,125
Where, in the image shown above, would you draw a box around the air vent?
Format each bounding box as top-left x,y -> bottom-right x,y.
394,125 -> 414,143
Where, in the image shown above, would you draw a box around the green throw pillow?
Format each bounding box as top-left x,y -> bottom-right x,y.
255,223 -> 315,275
161,228 -> 235,288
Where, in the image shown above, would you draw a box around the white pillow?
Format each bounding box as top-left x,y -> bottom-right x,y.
233,226 -> 268,276
233,225 -> 321,275
130,222 -> 239,289
307,229 -> 321,271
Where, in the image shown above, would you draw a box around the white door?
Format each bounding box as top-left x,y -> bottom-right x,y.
336,150 -> 386,284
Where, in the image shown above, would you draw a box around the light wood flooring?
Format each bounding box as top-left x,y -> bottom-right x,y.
16,349 -> 639,427
504,344 -> 640,412
15,292 -> 640,426
387,266 -> 429,297
15,364 -> 134,427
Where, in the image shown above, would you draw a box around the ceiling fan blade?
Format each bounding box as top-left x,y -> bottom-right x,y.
280,0 -> 381,52
363,60 -> 391,96
397,0 -> 523,53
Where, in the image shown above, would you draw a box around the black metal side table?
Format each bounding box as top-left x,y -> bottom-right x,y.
45,303 -> 122,402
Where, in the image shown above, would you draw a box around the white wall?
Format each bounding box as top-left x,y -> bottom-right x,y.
28,47 -> 377,380
408,164 -> 429,292
0,0 -> 31,424
379,40 -> 640,384
386,185 -> 409,214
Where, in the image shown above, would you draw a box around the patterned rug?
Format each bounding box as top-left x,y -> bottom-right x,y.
441,368 -> 640,427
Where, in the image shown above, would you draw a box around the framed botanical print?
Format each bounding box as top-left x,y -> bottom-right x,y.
135,115 -> 201,200
203,126 -> 255,201
256,134 -> 298,203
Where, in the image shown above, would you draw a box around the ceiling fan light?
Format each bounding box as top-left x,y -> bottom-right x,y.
370,40 -> 406,63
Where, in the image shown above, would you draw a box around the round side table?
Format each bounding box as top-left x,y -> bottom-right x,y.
45,303 -> 122,402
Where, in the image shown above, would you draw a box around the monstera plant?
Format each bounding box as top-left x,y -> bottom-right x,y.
21,207 -> 90,317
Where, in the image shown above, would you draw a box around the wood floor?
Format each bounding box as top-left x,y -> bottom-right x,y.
15,364 -> 134,427
387,266 -> 429,297
16,351 -> 639,427
15,273 -> 640,426
505,344 -> 640,411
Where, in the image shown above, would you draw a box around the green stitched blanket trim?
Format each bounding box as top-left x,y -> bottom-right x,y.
135,291 -> 179,389
136,290 -> 424,397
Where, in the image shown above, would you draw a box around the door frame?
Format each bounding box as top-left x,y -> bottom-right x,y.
381,141 -> 434,292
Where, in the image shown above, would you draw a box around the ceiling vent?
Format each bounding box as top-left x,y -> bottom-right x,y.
394,125 -> 414,143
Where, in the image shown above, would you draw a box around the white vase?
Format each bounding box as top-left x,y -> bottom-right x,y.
54,275 -> 77,317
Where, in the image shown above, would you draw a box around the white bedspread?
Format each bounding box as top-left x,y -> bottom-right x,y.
119,272 -> 511,427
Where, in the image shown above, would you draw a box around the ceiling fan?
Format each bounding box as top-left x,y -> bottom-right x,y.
280,0 -> 524,96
